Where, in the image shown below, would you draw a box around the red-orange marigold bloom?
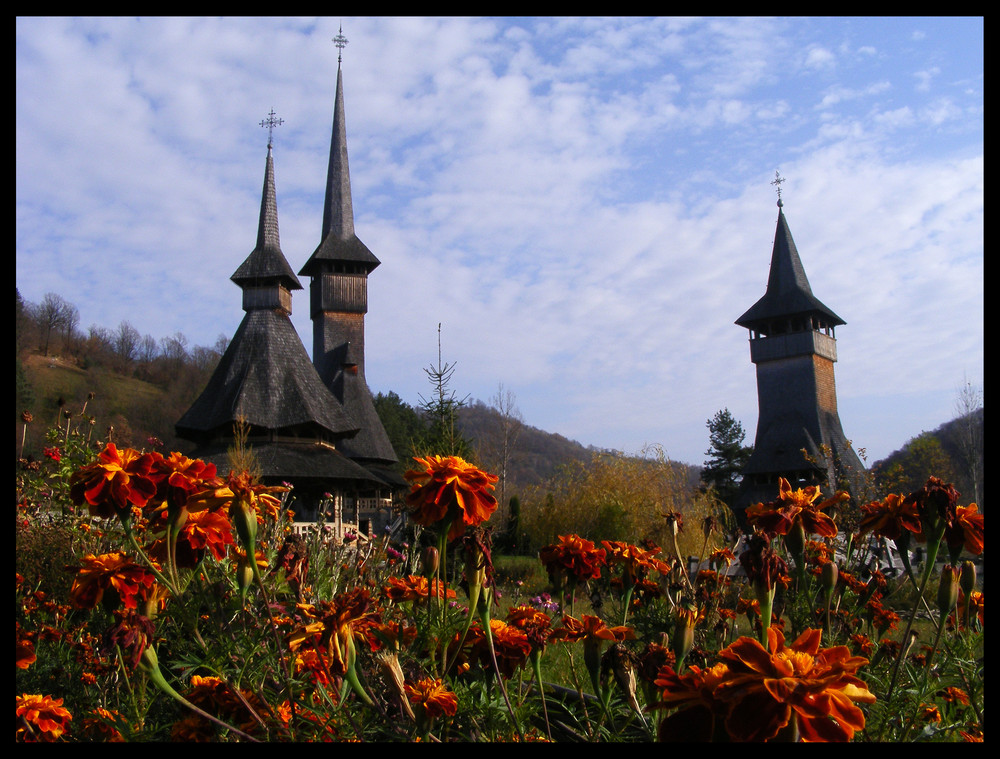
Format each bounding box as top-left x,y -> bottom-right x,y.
68,552 -> 157,611
296,588 -> 378,675
715,627 -> 876,742
405,677 -> 458,719
16,694 -> 72,742
938,686 -> 971,706
946,503 -> 984,557
225,471 -> 287,523
69,443 -> 164,518
506,605 -> 553,652
602,540 -> 662,586
180,508 -> 235,561
80,708 -> 125,742
857,492 -> 922,541
154,452 -> 221,509
539,534 -> 607,585
549,614 -> 635,650
746,477 -> 842,539
16,624 -> 36,670
653,661 -> 732,742
404,455 -> 499,541
382,575 -> 456,604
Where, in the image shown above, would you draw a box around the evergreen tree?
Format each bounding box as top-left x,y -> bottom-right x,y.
416,324 -> 471,458
700,408 -> 753,508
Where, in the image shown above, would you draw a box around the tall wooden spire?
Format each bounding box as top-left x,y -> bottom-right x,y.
299,33 -> 397,469
733,190 -> 865,519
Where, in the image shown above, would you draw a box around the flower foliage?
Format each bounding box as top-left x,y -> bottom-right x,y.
15,407 -> 985,745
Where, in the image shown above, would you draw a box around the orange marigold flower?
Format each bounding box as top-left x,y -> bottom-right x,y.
382,575 -> 456,604
746,477 -> 842,540
937,686 -> 970,706
461,619 -> 532,679
856,492 -> 922,541
946,503 -> 984,559
16,694 -> 72,742
366,620 -> 418,652
652,661 -> 732,742
539,534 -> 607,586
153,452 -> 221,511
69,443 -> 163,519
403,455 -> 499,541
739,534 -> 789,593
405,677 -> 458,720
506,604 -> 553,652
226,471 -> 287,524
709,547 -> 737,569
294,588 -> 377,676
80,708 -> 125,742
549,613 -> 634,645
917,704 -> 942,723
951,590 -> 984,630
68,551 -> 157,611
907,476 -> 959,538
16,624 -> 36,670
602,540 -> 662,586
714,627 -> 876,742
180,508 -> 235,561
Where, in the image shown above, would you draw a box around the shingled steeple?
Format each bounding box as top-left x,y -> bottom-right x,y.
299,39 -> 398,472
733,189 -> 865,521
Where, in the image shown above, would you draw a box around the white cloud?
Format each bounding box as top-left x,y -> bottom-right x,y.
16,17 -> 983,467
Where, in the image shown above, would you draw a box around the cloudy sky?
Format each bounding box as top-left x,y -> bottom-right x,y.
16,16 -> 983,467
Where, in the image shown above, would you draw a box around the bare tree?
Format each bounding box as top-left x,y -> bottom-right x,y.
112,320 -> 141,372
136,333 -> 159,365
34,292 -> 76,357
484,382 -> 523,528
954,375 -> 983,506
59,301 -> 80,354
160,332 -> 189,368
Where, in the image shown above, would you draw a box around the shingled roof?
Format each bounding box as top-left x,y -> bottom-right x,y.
175,308 -> 359,444
735,204 -> 845,329
186,440 -> 384,486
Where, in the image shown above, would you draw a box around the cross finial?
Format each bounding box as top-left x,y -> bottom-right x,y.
771,170 -> 785,207
333,24 -> 348,65
260,108 -> 284,148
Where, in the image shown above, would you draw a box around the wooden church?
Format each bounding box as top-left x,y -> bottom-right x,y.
733,182 -> 866,523
176,38 -> 404,540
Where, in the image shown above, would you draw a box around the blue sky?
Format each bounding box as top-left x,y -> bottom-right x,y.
16,17 -> 983,467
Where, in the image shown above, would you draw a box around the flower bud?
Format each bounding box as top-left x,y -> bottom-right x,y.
960,560 -> 977,596
671,604 -> 698,666
421,545 -> 440,578
937,564 -> 960,617
821,561 -> 839,592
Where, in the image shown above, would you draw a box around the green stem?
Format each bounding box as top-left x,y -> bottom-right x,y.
140,648 -> 259,742
530,650 -> 552,741
882,526 -> 945,719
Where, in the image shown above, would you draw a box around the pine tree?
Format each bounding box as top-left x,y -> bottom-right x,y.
417,324 -> 471,458
700,408 -> 753,508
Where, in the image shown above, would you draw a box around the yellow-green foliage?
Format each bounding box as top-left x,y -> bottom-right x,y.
521,444 -> 728,558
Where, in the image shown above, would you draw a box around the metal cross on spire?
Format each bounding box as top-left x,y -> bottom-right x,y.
771,170 -> 786,206
260,108 -> 284,148
333,24 -> 348,64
